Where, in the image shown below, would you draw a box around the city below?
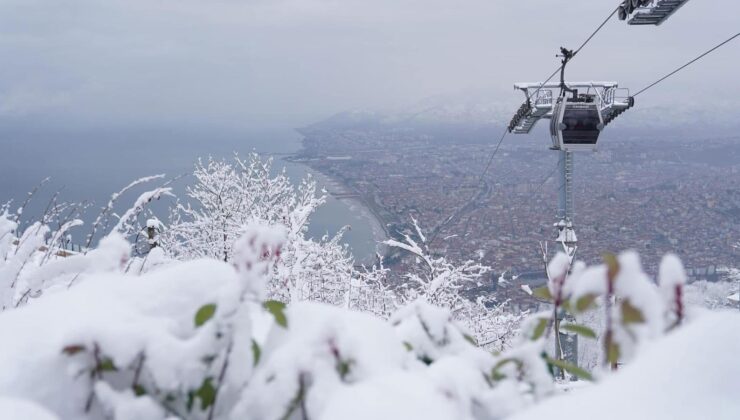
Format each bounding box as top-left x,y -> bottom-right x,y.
292,115 -> 739,303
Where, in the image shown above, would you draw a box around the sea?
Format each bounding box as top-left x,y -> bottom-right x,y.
0,123 -> 381,263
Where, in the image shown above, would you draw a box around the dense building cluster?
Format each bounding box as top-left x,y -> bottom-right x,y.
298,126 -> 740,294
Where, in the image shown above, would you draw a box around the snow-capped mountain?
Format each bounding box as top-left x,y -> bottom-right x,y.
306,89 -> 740,138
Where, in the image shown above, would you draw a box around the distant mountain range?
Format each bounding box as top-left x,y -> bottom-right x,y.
303,90 -> 740,138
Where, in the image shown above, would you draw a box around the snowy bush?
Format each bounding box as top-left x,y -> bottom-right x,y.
0,175 -> 176,311
2,159 -> 738,420
0,222 -> 283,420
0,215 -> 738,419
385,218 -> 525,351
683,278 -> 739,310
529,250 -> 732,375
158,154 -> 388,309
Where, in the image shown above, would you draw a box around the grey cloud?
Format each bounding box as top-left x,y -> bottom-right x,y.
0,0 -> 737,129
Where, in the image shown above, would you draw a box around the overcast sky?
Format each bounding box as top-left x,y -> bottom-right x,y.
0,0 -> 738,130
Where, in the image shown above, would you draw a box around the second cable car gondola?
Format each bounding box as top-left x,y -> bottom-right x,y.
547,48 -> 605,152
549,97 -> 604,152
618,0 -> 692,26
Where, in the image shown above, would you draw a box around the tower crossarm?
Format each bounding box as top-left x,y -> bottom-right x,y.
508,82 -> 634,133
625,0 -> 692,26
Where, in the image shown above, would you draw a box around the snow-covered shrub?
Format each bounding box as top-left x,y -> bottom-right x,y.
683,278 -> 739,310
508,311 -> 740,420
159,154 -> 386,308
0,213 -> 737,420
530,250 -> 722,376
0,222 -> 286,420
0,205 -> 102,310
2,165 -> 738,419
235,297 -> 556,420
159,155 -> 310,263
345,258 -> 399,318
385,218 -> 525,351
0,176 -> 176,311
85,175 -> 172,250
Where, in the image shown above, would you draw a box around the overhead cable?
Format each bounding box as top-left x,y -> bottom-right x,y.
634,32 -> 740,97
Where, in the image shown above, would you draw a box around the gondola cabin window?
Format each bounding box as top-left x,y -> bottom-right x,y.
562,108 -> 601,145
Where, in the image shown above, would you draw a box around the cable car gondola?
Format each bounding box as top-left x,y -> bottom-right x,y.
550,97 -> 604,152
548,48 -> 605,152
508,46 -> 634,261
618,0 -> 692,26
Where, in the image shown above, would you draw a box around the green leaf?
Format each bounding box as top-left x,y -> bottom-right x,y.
561,299 -> 574,314
251,339 -> 261,366
403,342 -> 413,352
545,357 -> 593,381
194,303 -> 217,327
133,384 -> 147,396
603,253 -> 620,283
336,359 -> 353,380
532,286 -> 553,301
195,378 -> 216,411
531,317 -> 548,341
463,334 -> 478,346
621,300 -> 645,324
61,344 -> 86,356
607,341 -> 620,365
491,370 -> 507,381
561,323 -> 597,339
575,294 -> 598,312
541,351 -> 556,378
99,358 -> 117,372
186,392 -> 194,412
201,354 -> 217,365
419,355 -> 434,365
493,358 -> 515,371
491,358 -> 519,381
263,300 -> 288,328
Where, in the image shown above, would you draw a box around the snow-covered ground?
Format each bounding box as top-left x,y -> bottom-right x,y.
1,154 -> 738,420
0,228 -> 737,420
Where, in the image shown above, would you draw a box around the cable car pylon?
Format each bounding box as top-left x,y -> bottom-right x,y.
618,0 -> 692,26
508,48 -> 634,263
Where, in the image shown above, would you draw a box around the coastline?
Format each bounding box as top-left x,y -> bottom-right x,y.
312,168 -> 389,242
281,155 -> 389,265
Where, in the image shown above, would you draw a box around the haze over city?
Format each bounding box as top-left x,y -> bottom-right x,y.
0,2 -> 738,420
1,0 -> 739,130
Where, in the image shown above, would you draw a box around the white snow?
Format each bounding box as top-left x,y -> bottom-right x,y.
0,228 -> 737,420
231,302 -> 407,420
321,370 -> 457,420
1,155 -> 737,420
658,253 -> 687,289
521,284 -> 533,295
112,187 -> 174,234
0,397 -> 59,420
510,312 -> 740,420
0,258 -> 242,419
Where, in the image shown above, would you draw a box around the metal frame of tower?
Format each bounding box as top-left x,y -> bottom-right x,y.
509,49 -> 634,263
556,150 -> 578,262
